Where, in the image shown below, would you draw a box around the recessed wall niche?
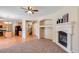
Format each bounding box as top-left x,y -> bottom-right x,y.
57,13 -> 69,24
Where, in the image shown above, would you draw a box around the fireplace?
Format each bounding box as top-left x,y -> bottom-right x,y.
56,22 -> 72,52
58,31 -> 67,48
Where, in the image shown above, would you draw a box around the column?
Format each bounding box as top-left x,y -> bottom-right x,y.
12,23 -> 16,36
36,21 -> 40,39
22,20 -> 26,42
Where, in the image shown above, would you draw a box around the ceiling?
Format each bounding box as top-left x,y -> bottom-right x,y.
0,6 -> 64,21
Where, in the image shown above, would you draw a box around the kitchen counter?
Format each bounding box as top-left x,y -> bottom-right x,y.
0,29 -> 6,36
0,29 -> 6,32
0,28 -> 13,38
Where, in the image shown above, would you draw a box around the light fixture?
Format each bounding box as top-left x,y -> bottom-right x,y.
27,11 -> 32,14
4,22 -> 12,24
21,6 -> 38,14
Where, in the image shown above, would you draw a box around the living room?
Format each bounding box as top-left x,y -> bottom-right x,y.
0,6 -> 79,53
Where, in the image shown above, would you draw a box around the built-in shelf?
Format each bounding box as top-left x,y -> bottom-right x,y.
56,22 -> 72,26
40,20 -> 53,28
40,25 -> 52,28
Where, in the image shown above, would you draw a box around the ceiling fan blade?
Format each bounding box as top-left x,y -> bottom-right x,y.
22,6 -> 38,14
32,11 -> 34,14
21,7 -> 28,10
25,11 -> 28,13
33,10 -> 38,12
28,6 -> 30,10
28,6 -> 32,10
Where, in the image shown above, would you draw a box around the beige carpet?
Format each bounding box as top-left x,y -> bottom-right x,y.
0,39 -> 66,53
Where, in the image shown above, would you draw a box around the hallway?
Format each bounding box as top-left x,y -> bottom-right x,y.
0,37 -> 66,53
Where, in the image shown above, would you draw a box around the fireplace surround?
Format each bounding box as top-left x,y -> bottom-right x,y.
56,22 -> 73,52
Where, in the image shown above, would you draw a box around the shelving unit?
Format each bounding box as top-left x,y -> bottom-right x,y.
40,19 -> 53,39
40,25 -> 52,28
40,20 -> 52,28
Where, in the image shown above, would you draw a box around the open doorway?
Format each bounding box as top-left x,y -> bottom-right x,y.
0,25 -> 3,36
15,26 -> 22,36
15,21 -> 22,37
26,21 -> 33,41
26,21 -> 38,41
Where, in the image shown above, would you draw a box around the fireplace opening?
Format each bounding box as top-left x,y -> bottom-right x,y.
58,31 -> 67,47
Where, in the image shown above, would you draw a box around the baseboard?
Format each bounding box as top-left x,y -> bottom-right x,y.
56,42 -> 72,53
42,38 -> 52,40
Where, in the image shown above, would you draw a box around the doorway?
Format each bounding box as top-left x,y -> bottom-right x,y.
26,21 -> 38,41
0,25 -> 3,36
15,26 -> 22,36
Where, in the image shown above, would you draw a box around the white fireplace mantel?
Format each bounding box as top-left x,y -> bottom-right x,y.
56,22 -> 73,34
56,22 -> 73,52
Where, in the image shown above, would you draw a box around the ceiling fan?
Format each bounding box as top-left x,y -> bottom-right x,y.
22,6 -> 38,14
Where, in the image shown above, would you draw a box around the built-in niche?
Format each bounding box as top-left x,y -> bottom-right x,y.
57,13 -> 69,24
